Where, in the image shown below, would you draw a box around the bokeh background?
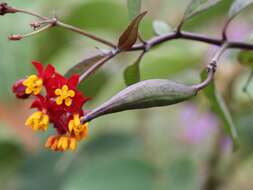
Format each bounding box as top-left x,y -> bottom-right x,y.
1,0 -> 253,190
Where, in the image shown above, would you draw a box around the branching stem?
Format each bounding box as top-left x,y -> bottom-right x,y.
193,43 -> 229,91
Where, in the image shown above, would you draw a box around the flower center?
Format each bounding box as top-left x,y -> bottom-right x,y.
55,85 -> 75,106
23,75 -> 43,95
68,114 -> 88,139
25,111 -> 49,131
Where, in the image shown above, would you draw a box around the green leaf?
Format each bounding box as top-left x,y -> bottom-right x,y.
229,0 -> 253,18
237,50 -> 253,66
118,11 -> 147,50
124,52 -> 144,86
201,71 -> 239,150
64,54 -> 106,83
127,0 -> 142,20
152,20 -> 172,36
183,0 -> 222,21
124,64 -> 140,86
82,79 -> 197,122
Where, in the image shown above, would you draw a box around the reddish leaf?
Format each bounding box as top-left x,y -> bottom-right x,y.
117,11 -> 147,50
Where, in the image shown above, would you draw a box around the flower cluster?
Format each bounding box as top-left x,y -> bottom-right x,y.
12,61 -> 90,152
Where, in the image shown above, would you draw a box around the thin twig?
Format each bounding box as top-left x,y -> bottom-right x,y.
15,8 -> 116,48
15,8 -> 48,20
22,24 -> 53,39
56,21 -> 116,48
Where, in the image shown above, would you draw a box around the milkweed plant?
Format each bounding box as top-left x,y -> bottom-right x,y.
1,0 -> 253,152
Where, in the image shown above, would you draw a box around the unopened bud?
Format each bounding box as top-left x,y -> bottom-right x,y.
0,3 -> 17,16
12,79 -> 30,99
8,34 -> 22,41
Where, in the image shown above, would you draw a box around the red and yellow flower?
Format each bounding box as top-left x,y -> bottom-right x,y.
12,61 -> 90,152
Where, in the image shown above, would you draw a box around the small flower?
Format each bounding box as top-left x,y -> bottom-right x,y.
68,114 -> 89,140
23,75 -> 43,95
22,61 -> 55,96
55,85 -> 75,106
45,135 -> 77,151
25,111 -> 49,131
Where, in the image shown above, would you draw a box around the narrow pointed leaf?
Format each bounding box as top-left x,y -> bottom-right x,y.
127,0 -> 142,20
153,20 -> 172,36
124,52 -> 144,86
229,0 -> 253,18
201,71 -> 239,150
118,11 -> 147,50
82,79 -> 197,122
183,0 -> 222,21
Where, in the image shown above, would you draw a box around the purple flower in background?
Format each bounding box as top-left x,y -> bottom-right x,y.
179,104 -> 219,145
226,19 -> 253,42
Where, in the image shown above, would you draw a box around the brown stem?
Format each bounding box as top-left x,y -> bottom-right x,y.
130,31 -> 253,52
6,4 -> 253,52
15,8 -> 48,20
56,21 -> 116,48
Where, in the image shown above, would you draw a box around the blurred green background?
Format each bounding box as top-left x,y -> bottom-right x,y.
1,0 -> 253,190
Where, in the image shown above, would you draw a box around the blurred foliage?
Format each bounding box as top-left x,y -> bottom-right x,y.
1,0 -> 253,190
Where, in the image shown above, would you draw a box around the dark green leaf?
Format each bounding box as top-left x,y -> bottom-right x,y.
152,20 -> 172,36
124,52 -> 144,86
118,11 -> 147,50
183,0 -> 222,21
229,0 -> 253,18
82,79 -> 197,122
127,0 -> 142,20
201,71 -> 239,150
238,50 -> 253,66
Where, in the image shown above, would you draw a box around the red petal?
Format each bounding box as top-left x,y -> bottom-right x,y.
67,74 -> 79,89
43,64 -> 55,80
44,73 -> 66,97
32,61 -> 44,76
68,92 -> 90,113
30,95 -> 45,110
